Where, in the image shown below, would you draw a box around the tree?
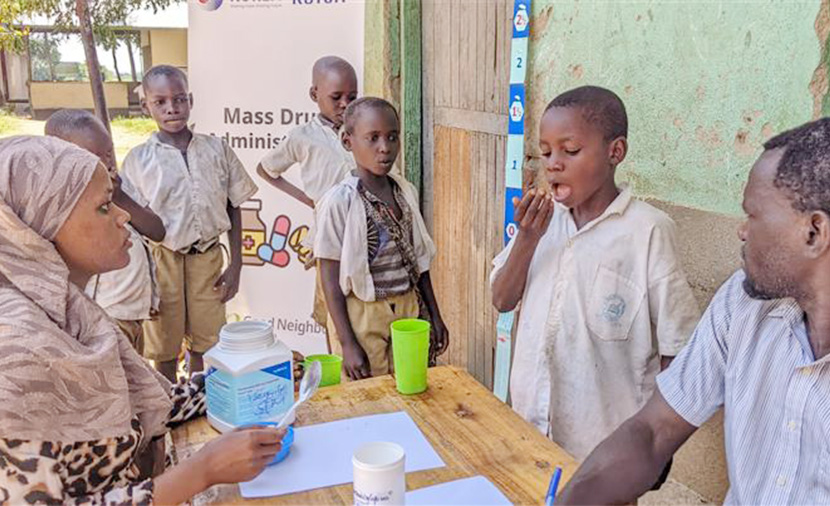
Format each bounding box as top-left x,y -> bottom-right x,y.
124,32 -> 138,82
1,0 -> 181,128
29,33 -> 62,81
75,0 -> 110,130
0,2 -> 30,54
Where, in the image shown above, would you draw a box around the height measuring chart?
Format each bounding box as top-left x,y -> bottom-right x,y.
493,0 -> 531,402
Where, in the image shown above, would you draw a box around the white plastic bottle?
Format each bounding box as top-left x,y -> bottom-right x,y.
204,319 -> 294,432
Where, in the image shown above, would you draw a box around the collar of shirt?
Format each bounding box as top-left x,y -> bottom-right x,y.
563,183 -> 633,239
767,299 -> 830,368
359,179 -> 403,206
314,114 -> 341,135
342,171 -> 408,191
146,131 -> 196,152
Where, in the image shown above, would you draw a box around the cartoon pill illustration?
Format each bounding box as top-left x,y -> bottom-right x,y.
270,215 -> 291,251
256,215 -> 292,268
257,244 -> 290,267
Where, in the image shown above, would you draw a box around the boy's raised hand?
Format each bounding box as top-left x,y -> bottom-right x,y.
513,189 -> 555,244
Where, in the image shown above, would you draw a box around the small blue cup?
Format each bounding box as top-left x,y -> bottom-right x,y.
242,422 -> 294,466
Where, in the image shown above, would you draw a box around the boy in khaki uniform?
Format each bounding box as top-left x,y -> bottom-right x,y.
45,109 -> 165,355
122,66 -> 258,381
315,98 -> 449,380
256,56 -> 357,330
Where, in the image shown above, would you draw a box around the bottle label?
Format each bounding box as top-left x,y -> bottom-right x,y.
206,361 -> 293,426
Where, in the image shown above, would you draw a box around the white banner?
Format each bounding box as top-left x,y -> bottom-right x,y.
188,0 -> 365,356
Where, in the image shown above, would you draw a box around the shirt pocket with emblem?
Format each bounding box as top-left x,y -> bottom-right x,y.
587,265 -> 645,342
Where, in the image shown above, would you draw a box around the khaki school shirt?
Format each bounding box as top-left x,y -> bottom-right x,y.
490,185 -> 700,459
122,133 -> 258,253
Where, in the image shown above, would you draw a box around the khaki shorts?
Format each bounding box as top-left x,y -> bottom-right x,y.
143,244 -> 226,362
326,290 -> 419,379
115,319 -> 144,356
312,260 -> 328,327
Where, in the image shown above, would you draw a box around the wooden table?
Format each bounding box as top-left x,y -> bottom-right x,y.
172,366 -> 577,505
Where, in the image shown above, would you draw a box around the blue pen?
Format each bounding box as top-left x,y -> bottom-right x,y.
545,466 -> 563,506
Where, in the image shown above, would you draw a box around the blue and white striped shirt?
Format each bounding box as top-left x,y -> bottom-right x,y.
657,270 -> 830,505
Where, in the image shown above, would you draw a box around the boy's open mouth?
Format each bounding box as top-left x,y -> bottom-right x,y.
551,183 -> 572,202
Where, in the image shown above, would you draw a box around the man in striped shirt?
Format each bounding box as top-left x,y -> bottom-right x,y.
558,117 -> 830,504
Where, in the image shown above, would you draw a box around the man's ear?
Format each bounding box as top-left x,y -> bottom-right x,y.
805,210 -> 830,258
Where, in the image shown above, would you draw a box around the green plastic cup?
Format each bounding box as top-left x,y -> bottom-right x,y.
304,354 -> 343,387
391,318 -> 431,395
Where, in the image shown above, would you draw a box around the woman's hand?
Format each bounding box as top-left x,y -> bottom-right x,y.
153,426 -> 285,505
195,426 -> 285,486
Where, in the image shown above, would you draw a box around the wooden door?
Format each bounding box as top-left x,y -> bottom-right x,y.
422,0 -> 514,388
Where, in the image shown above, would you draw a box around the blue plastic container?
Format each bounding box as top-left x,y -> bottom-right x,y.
240,422 -> 294,466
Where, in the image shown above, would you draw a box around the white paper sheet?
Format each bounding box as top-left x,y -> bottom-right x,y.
406,476 -> 513,506
240,411 -> 446,498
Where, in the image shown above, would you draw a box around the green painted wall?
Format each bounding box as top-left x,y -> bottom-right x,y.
363,0 -> 387,99
525,1 -> 825,216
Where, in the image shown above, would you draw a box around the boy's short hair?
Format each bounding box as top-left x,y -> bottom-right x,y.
44,109 -> 104,139
142,65 -> 188,92
764,117 -> 830,216
544,85 -> 628,141
312,56 -> 356,83
343,97 -> 399,134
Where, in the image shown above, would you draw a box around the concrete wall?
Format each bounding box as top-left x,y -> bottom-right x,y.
29,81 -> 131,119
526,1 -> 825,216
522,1 -> 828,501
147,28 -> 188,70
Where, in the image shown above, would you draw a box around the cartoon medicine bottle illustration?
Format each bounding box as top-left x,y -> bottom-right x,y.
240,200 -> 267,266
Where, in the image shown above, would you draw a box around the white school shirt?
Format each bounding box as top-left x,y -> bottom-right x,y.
259,115 -> 354,203
121,133 -> 258,253
490,186 -> 700,459
659,271 -> 830,504
313,172 -> 436,302
85,178 -> 156,321
86,225 -> 156,321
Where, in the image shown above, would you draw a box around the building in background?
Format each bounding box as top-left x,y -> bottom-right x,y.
0,3 -> 187,118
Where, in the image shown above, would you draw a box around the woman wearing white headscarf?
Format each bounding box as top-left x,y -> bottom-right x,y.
0,136 -> 284,504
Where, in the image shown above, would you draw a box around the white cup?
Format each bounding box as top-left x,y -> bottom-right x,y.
353,441 -> 406,506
